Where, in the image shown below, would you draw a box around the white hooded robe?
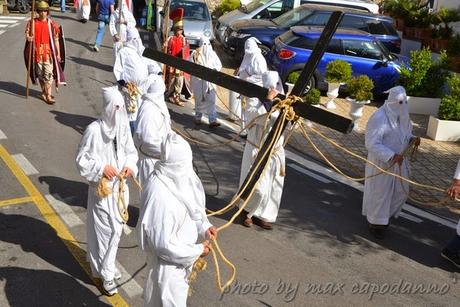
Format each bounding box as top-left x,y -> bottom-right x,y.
113,28 -> 149,122
109,6 -> 137,60
362,86 -> 414,225
239,71 -> 286,223
138,133 -> 213,307
76,86 -> 138,281
134,73 -> 171,187
190,37 -> 222,121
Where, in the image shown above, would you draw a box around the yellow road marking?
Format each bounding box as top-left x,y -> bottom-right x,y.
0,145 -> 129,307
0,196 -> 34,207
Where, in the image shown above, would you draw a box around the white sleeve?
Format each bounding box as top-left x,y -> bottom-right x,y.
365,115 -> 395,163
122,124 -> 139,176
149,206 -> 203,267
109,12 -> 117,36
195,217 -> 213,239
135,111 -> 165,157
76,124 -> 105,183
113,53 -> 123,81
454,159 -> 460,180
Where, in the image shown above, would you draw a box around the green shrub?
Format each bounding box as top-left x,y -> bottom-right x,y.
215,0 -> 240,16
438,74 -> 460,121
347,75 -> 374,101
398,48 -> 450,98
304,88 -> 321,105
325,60 -> 352,83
286,71 -> 300,84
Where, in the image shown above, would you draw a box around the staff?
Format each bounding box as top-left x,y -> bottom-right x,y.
25,0 -> 36,98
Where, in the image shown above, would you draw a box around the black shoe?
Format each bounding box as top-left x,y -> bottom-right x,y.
209,121 -> 221,129
369,224 -> 386,240
441,248 -> 460,268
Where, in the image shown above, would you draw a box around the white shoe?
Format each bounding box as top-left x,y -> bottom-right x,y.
114,268 -> 122,280
93,45 -> 99,52
103,279 -> 118,296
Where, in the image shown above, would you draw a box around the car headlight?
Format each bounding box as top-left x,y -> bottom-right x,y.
231,32 -> 251,39
204,30 -> 212,37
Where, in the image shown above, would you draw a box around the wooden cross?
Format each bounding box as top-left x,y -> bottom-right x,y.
143,11 -> 353,199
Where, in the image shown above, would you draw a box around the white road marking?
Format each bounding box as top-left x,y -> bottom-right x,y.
43,194 -> 144,298
399,211 -> 423,223
0,20 -> 19,24
0,16 -> 26,20
0,129 -> 6,140
8,23 -> 20,28
0,30 -> 5,35
285,150 -> 457,229
45,194 -> 84,228
0,24 -> 9,28
11,153 -> 39,175
288,163 -> 332,184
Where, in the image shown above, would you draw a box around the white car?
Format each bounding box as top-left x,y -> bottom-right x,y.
215,0 -> 380,44
161,0 -> 214,47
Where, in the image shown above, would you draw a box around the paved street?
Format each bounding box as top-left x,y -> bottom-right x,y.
1,10 -> 460,307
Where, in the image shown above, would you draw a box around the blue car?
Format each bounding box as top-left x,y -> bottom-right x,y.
269,26 -> 407,94
223,4 -> 401,60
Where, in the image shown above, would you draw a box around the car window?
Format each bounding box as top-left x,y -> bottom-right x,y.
240,0 -> 271,14
254,1 -> 284,19
301,12 -> 331,26
288,37 -> 343,54
340,15 -> 368,32
171,1 -> 210,21
342,39 -> 383,60
273,6 -> 314,27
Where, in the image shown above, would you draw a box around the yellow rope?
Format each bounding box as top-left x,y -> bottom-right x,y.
298,122 -> 460,204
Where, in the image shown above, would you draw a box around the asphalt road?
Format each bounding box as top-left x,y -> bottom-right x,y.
0,11 -> 460,307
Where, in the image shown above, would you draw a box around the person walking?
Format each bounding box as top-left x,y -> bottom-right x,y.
92,0 -> 115,52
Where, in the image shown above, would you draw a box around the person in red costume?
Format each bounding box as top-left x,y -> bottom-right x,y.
164,7 -> 192,107
25,1 -> 66,104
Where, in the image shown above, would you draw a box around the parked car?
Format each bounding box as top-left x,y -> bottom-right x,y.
224,4 -> 400,60
215,0 -> 380,44
160,0 -> 214,47
269,26 -> 407,94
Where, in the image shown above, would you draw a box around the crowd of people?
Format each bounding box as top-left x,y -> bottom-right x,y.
23,1 -> 460,305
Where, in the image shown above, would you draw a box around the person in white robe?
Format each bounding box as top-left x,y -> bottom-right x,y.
441,159 -> 460,267
76,0 -> 91,23
239,70 -> 285,230
137,132 -> 217,307
190,37 -> 222,128
232,37 -> 268,135
113,27 -> 149,132
362,86 -> 420,239
109,2 -> 136,60
76,86 -> 138,295
134,69 -> 171,188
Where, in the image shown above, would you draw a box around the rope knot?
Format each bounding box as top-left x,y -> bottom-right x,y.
273,95 -> 303,121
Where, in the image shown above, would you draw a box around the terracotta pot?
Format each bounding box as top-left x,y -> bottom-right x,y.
450,56 -> 460,72
404,27 -> 416,39
432,39 -> 449,53
415,28 -> 432,40
395,18 -> 405,31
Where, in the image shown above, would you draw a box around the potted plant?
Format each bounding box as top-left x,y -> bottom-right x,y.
398,48 -> 450,115
324,60 -> 352,109
429,8 -> 460,52
346,75 -> 374,131
285,71 -> 300,95
304,88 -> 321,105
427,74 -> 460,141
